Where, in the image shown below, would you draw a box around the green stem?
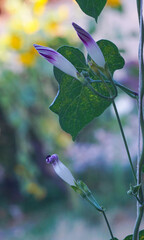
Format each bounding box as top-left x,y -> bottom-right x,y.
133,0 -> 144,239
87,75 -> 136,182
114,81 -> 138,99
97,72 -> 136,182
102,211 -> 115,240
133,205 -> 144,240
135,195 -> 142,205
112,101 -> 137,183
86,196 -> 114,240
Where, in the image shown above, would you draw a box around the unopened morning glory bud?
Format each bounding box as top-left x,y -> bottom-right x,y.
33,44 -> 79,79
72,22 -> 105,68
46,154 -> 75,186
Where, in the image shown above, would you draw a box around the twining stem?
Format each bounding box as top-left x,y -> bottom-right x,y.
112,101 -> 137,183
133,205 -> 144,240
94,69 -> 137,182
87,75 -> 137,182
133,0 -> 144,239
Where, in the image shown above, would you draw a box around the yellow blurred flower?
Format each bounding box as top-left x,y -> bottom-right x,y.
33,0 -> 48,16
9,34 -> 23,50
23,19 -> 40,34
26,182 -> 46,200
107,0 -> 121,7
58,5 -> 69,21
19,48 -> 36,66
44,21 -> 61,36
10,19 -> 23,32
0,34 -> 10,47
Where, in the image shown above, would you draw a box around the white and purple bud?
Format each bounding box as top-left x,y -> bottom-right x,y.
33,44 -> 79,79
46,154 -> 75,186
72,23 -> 105,68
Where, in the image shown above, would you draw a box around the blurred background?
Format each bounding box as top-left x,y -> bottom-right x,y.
0,0 -> 143,239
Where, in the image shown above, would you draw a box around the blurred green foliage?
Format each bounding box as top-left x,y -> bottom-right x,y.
0,0 -> 75,205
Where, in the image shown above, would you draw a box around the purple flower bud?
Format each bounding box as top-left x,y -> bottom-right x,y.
46,154 -> 75,186
46,154 -> 58,165
33,44 -> 79,79
72,22 -> 105,68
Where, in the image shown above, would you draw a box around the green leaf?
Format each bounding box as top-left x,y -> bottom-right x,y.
110,238 -> 119,240
51,45 -> 115,140
97,40 -> 125,75
123,235 -> 132,240
75,0 -> 107,21
139,229 -> 144,240
123,230 -> 144,240
54,46 -> 87,84
50,75 -> 114,140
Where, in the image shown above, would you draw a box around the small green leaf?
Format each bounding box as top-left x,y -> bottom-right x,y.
139,229 -> 144,240
75,0 -> 107,21
97,40 -> 125,75
123,235 -> 132,240
110,238 -> 119,240
123,230 -> 144,240
50,75 -> 114,140
54,46 -> 87,84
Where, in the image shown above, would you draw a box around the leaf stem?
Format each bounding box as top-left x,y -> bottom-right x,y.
112,101 -> 137,183
113,81 -> 138,99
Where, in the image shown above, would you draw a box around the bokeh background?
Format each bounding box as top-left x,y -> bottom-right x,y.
0,0 -> 143,239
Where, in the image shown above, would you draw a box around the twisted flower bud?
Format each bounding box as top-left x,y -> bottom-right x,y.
46,154 -> 75,186
72,22 -> 105,68
34,44 -> 79,79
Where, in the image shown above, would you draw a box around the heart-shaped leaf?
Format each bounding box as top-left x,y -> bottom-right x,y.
75,0 -> 107,21
50,74 -> 114,140
50,46 -> 116,140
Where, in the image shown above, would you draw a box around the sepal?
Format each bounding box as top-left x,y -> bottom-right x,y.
72,180 -> 103,212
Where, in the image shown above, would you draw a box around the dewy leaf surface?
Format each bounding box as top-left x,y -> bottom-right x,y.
75,0 -> 107,21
